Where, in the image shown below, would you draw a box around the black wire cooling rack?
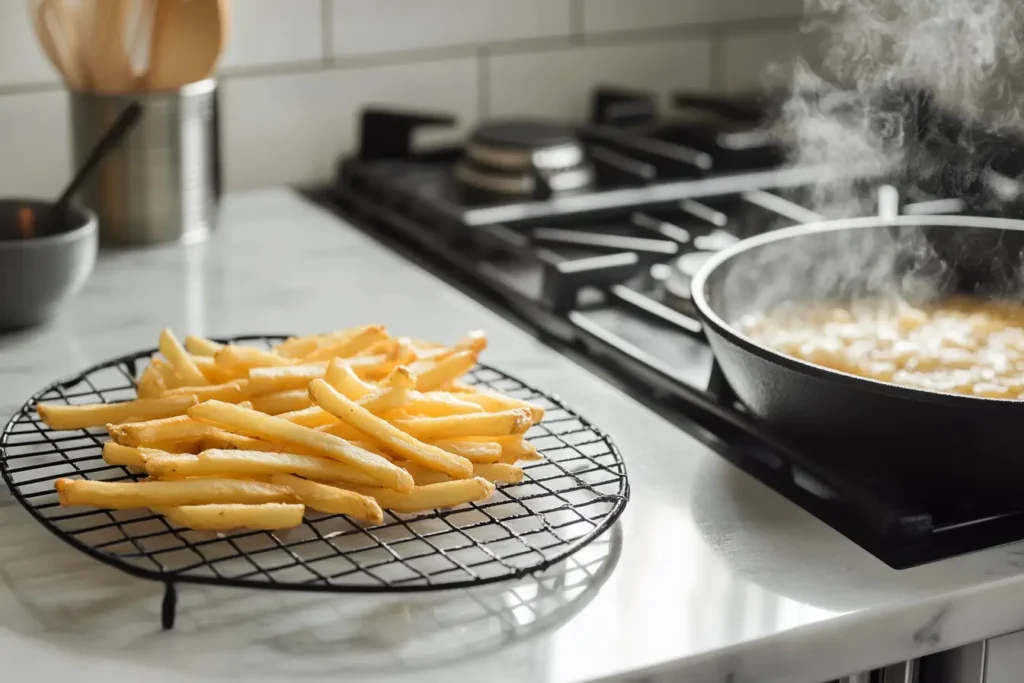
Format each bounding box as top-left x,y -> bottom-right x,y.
0,335 -> 629,629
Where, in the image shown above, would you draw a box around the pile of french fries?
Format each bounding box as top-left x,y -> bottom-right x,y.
42,326 -> 544,532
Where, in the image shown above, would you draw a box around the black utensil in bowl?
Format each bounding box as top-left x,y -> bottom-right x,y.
0,199 -> 97,330
0,101 -> 141,331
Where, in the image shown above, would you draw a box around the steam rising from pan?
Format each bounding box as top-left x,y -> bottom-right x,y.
714,0 -> 1024,318
780,0 -> 1024,216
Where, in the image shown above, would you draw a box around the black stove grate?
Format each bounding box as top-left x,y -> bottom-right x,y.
320,85 -> 1024,568
317,176 -> 1024,569
0,335 -> 629,629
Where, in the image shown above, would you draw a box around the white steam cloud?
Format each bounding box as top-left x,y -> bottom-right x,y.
779,0 -> 1024,216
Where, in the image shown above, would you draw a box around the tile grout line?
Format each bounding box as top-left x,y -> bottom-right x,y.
0,14 -> 807,98
477,48 -> 490,118
569,0 -> 585,43
709,25 -> 728,90
321,0 -> 334,66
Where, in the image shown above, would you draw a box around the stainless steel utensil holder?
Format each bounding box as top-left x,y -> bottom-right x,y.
70,79 -> 219,246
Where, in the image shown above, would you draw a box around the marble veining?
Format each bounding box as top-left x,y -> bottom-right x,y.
2,190 -> 1024,683
913,606 -> 950,647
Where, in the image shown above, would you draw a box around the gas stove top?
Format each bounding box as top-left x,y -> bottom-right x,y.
316,84 -> 1024,569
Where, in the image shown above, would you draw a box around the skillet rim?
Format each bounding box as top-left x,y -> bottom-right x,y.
689,214 -> 1024,406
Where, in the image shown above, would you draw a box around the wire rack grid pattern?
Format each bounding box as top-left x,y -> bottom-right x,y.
0,335 -> 629,628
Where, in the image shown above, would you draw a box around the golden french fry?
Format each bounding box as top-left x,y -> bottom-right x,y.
390,409 -> 531,440
184,335 -> 224,357
401,461 -> 522,486
359,338 -> 418,380
164,380 -> 250,403
416,351 -> 477,391
146,449 -> 381,487
188,400 -> 413,491
494,436 -> 542,463
346,477 -> 495,513
142,453 -> 200,478
142,440 -> 201,454
138,446 -> 175,457
248,364 -> 327,396
136,364 -> 166,399
55,477 -> 296,509
192,355 -> 240,384
472,463 -> 523,484
356,338 -> 395,357
381,366 -> 416,390
317,420 -> 371,441
215,345 -> 292,371
269,473 -> 383,522
102,442 -> 147,468
309,379 -> 473,479
398,462 -> 448,486
149,357 -> 183,389
411,338 -> 446,351
323,358 -> 375,399
455,390 -> 545,424
300,325 -> 387,363
404,392 -> 483,417
159,328 -> 209,386
161,503 -> 305,531
249,390 -> 312,415
107,415 -> 218,447
454,330 -> 488,355
275,326 -> 366,358
357,370 -> 412,414
346,353 -> 389,377
358,388 -> 410,415
278,406 -> 338,429
38,394 -> 199,431
453,435 -> 542,462
425,331 -> 488,362
195,430 -> 280,452
273,335 -> 321,359
431,439 -> 503,463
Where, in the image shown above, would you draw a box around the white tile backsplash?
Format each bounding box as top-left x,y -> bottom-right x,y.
582,0 -> 803,34
0,0 -> 805,191
0,91 -> 69,196
220,0 -> 324,71
221,57 -> 478,189
330,0 -> 572,57
0,2 -> 61,86
488,39 -> 713,120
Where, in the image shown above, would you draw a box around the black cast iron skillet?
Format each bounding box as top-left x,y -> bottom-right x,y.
690,214 -> 1024,506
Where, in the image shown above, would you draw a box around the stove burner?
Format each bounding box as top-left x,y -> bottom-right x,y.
455,119 -> 595,198
332,86 -> 1024,570
664,251 -> 714,312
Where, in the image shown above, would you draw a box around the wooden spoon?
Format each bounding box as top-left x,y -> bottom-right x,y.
85,0 -> 137,92
29,0 -> 86,89
144,0 -> 228,90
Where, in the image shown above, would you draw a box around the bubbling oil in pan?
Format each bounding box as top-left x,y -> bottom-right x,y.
738,296 -> 1024,398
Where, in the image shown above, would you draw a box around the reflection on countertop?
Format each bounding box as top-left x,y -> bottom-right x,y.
2,190 -> 1024,683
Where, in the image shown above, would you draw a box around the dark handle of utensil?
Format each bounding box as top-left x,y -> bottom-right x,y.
38,101 -> 143,235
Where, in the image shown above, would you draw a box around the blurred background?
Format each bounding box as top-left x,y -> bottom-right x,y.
0,0 -> 815,195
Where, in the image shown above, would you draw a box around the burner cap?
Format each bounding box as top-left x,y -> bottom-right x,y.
456,117 -> 594,198
470,120 -> 577,150
663,251 -> 715,310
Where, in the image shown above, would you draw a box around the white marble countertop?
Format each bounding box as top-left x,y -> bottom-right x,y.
4,189 -> 1024,683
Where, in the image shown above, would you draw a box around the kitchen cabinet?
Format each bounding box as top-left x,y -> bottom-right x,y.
872,631 -> 1024,683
